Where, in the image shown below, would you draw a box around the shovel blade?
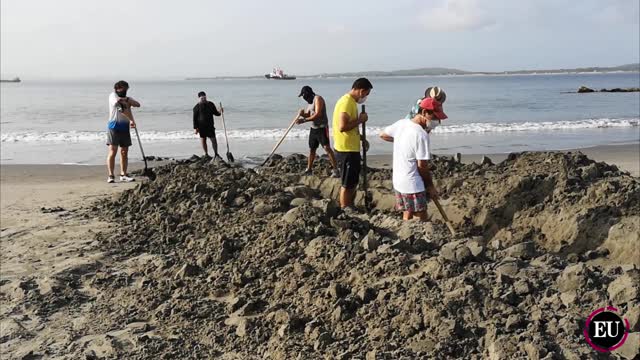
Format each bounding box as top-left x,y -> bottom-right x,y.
226,152 -> 235,163
143,168 -> 156,181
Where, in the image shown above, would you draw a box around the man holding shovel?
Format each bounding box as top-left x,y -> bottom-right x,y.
296,86 -> 339,177
332,78 -> 373,210
193,91 -> 223,159
379,97 -> 447,221
106,80 -> 140,183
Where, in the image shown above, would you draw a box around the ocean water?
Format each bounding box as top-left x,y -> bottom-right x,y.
1,73 -> 639,164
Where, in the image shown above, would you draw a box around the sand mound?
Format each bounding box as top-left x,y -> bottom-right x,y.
439,152 -> 640,264
2,152 -> 638,359
88,153 -> 640,358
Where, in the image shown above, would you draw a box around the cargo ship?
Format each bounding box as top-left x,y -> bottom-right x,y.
265,68 -> 296,80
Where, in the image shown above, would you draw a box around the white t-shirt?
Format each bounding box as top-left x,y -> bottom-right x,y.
108,92 -> 129,131
383,119 -> 431,194
107,92 -> 138,131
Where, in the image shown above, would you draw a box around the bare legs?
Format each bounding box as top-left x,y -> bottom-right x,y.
307,146 -> 338,170
307,149 -> 317,170
210,136 -> 218,156
339,187 -> 357,208
107,145 -> 118,176
120,146 -> 129,175
107,145 -> 130,176
323,145 -> 338,169
200,137 -> 218,156
402,210 -> 428,221
200,138 -> 208,156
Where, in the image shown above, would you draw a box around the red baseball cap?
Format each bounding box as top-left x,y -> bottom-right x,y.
419,97 -> 448,120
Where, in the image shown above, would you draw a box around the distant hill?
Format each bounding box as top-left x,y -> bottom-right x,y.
492,63 -> 640,75
186,63 -> 639,80
301,67 -> 473,78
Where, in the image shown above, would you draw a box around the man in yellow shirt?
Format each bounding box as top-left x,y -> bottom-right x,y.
332,78 -> 373,210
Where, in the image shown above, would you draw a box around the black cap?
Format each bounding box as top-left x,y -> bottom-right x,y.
198,91 -> 206,97
298,86 -> 313,97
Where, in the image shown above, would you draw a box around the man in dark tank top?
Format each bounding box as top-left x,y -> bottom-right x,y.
296,86 -> 339,177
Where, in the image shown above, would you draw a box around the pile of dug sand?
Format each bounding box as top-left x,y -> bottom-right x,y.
2,152 -> 639,359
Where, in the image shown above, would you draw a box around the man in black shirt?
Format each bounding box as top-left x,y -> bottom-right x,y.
193,91 -> 223,158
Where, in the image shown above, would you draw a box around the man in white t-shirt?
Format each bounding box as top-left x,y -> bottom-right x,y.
106,80 -> 140,183
380,97 -> 447,221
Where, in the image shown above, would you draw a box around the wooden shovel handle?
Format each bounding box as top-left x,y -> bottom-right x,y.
433,198 -> 456,236
260,112 -> 300,166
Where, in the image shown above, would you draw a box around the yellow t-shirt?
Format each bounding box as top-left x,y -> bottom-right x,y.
332,93 -> 360,152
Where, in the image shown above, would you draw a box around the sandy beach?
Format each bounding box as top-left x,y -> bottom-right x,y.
0,164 -> 145,277
0,164 -> 142,358
1,145 -> 639,359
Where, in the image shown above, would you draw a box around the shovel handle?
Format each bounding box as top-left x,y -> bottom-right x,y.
220,102 -> 231,152
133,126 -> 149,169
433,198 -> 456,236
361,105 -> 369,211
261,112 -> 300,166
433,199 -> 449,221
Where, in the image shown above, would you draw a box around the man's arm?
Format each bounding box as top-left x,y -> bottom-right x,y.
127,97 -> 140,107
338,112 -> 364,132
118,110 -> 136,128
193,106 -> 199,130
211,102 -> 221,116
417,160 -> 438,200
417,160 -> 433,187
380,121 -> 399,142
303,96 -> 325,122
380,132 -> 394,142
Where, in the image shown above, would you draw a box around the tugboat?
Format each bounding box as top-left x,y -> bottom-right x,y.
265,67 -> 296,80
0,77 -> 21,83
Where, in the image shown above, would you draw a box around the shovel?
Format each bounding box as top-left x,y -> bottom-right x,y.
260,112 -> 301,166
433,198 -> 456,236
220,102 -> 234,163
133,126 -> 156,180
361,104 -> 371,212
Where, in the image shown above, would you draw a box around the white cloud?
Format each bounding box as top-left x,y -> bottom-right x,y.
417,0 -> 496,32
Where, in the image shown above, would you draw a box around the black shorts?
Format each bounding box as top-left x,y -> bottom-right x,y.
309,127 -> 330,150
106,129 -> 132,147
335,151 -> 361,189
198,126 -> 216,138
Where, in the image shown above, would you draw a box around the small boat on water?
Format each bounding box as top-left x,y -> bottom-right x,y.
0,77 -> 21,83
265,67 -> 296,80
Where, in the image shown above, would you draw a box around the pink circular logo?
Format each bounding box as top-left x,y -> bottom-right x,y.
583,306 -> 630,352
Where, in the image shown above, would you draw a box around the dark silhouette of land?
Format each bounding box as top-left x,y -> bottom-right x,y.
186,63 -> 639,80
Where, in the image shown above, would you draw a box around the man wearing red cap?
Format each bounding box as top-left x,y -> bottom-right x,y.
406,86 -> 446,122
380,97 -> 447,221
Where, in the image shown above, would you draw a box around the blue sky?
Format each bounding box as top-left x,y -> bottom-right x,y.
1,0 -> 638,79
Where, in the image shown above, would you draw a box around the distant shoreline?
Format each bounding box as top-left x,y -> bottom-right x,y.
186,70 -> 640,81
186,63 -> 640,80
